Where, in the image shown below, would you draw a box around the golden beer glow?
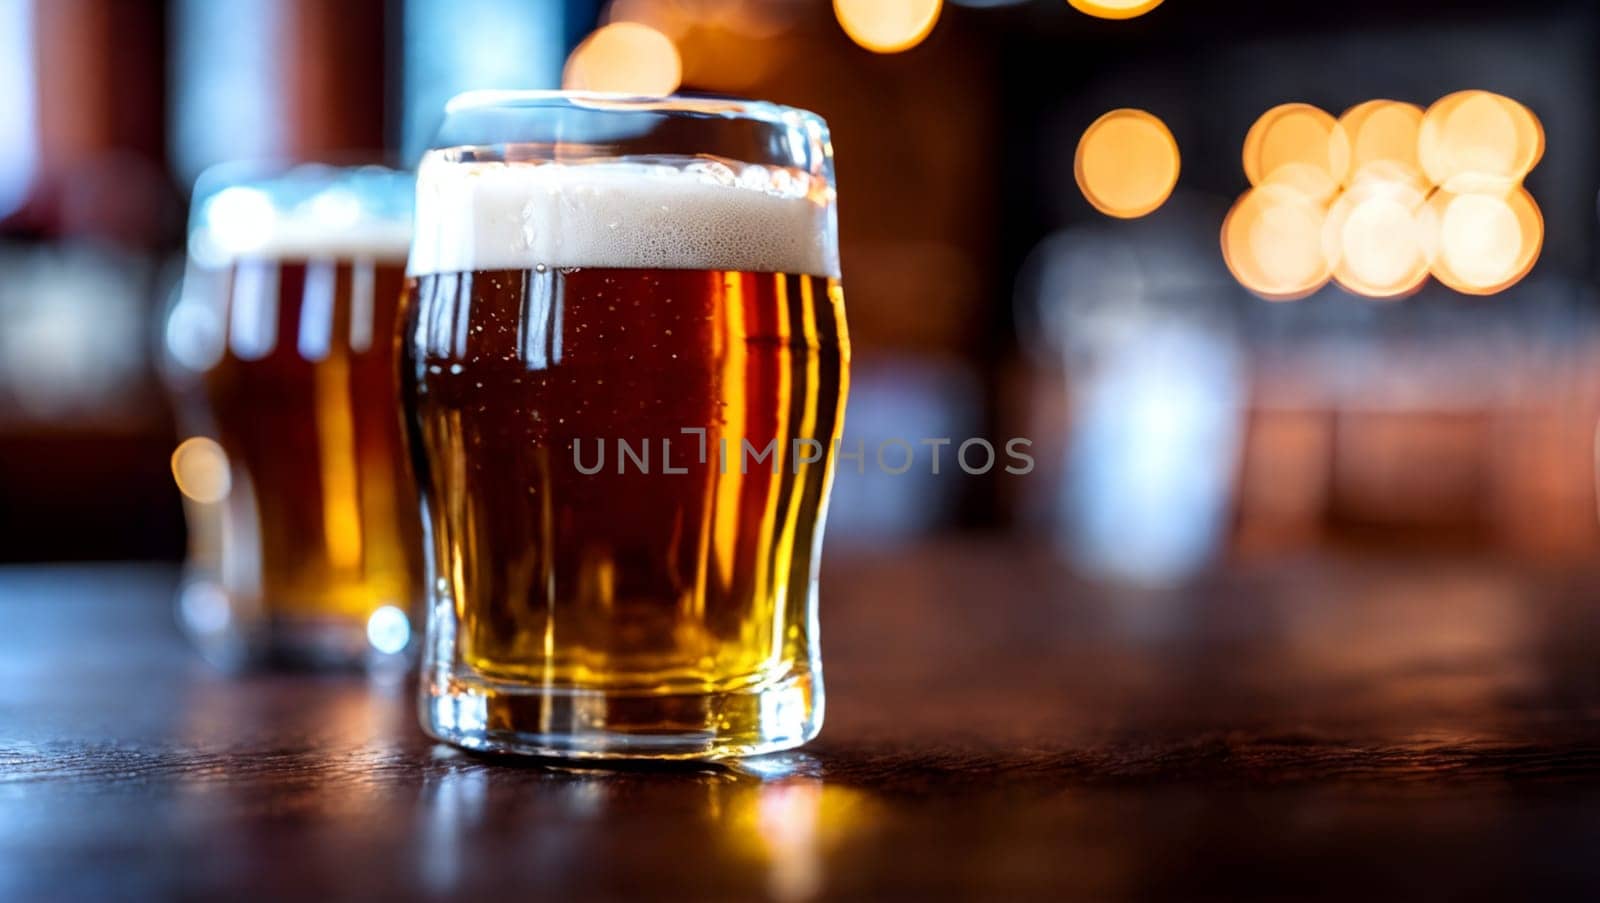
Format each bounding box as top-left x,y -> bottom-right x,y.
171,437 -> 231,504
726,779 -> 879,903
1427,186 -> 1543,295
1222,183 -> 1330,301
833,0 -> 942,54
408,267 -> 848,693
313,350 -> 363,569
1068,0 -> 1165,18
1418,90 -> 1544,193
563,22 -> 682,95
194,259 -> 421,624
1074,109 -> 1180,218
1243,103 -> 1350,204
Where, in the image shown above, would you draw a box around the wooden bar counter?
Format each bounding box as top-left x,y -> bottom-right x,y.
6,541 -> 1600,899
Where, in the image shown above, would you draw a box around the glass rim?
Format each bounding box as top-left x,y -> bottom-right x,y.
441,90 -> 830,133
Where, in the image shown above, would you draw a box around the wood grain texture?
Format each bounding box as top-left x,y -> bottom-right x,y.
6,544 -> 1600,900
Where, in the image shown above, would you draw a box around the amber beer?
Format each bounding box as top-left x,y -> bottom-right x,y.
405,150 -> 849,758
206,256 -> 419,615
168,171 -> 422,668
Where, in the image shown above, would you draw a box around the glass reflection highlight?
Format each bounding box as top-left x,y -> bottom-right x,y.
412,756 -> 875,902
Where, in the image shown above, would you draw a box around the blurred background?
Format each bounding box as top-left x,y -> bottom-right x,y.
2,0 -> 1598,588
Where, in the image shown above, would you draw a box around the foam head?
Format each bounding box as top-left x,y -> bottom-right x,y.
407,156 -> 841,279
188,163 -> 414,267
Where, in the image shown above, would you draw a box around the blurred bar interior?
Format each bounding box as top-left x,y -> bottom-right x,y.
3,0 -> 1600,587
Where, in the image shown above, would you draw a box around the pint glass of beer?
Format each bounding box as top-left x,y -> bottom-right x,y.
405,92 -> 850,758
164,164 -> 423,669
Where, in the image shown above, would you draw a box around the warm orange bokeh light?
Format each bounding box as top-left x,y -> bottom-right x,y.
1427,186 -> 1543,295
1068,0 -> 1165,19
562,22 -> 682,95
1323,180 -> 1431,298
834,0 -> 942,54
172,437 -> 231,504
1243,103 -> 1351,204
604,0 -> 799,90
1339,99 -> 1425,189
1226,92 -> 1544,301
607,0 -> 798,39
1222,183 -> 1330,301
1074,109 -> 1180,219
1418,90 -> 1544,193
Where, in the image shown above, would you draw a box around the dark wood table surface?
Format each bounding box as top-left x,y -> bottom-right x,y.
7,541 -> 1600,900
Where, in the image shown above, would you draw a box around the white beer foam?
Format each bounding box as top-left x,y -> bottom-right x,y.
407,159 -> 840,278
206,222 -> 413,263
192,185 -> 412,266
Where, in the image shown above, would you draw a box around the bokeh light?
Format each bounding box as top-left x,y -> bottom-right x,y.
366,605 -> 412,656
1323,180 -> 1431,298
604,0 -> 801,91
562,22 -> 682,95
1339,100 -> 1425,190
834,0 -> 943,54
1225,92 -> 1543,301
1068,0 -> 1165,18
171,437 -> 231,504
1426,186 -> 1543,295
1222,183 -> 1330,301
1074,109 -> 1180,219
607,0 -> 797,40
1418,90 -> 1544,194
1243,103 -> 1351,204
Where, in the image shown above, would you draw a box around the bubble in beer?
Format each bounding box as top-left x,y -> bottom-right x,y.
1068,0 -> 1165,18
833,0 -> 942,54
1074,109 -> 1180,219
563,22 -> 682,96
171,437 -> 231,503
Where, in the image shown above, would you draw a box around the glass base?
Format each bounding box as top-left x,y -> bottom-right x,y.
421,666 -> 822,761
177,576 -> 416,673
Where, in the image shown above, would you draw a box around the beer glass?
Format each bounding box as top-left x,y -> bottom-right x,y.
405,92 -> 850,759
164,163 -> 423,670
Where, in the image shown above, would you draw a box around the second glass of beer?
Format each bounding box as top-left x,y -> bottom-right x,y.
405,92 -> 851,759
166,164 -> 423,670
